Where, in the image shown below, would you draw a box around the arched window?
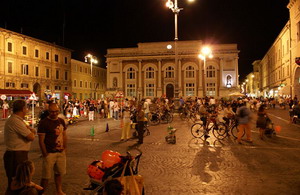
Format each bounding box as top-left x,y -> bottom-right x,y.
165,66 -> 174,78
127,67 -> 136,79
206,65 -> 216,78
146,67 -> 155,79
185,66 -> 195,78
113,77 -> 118,88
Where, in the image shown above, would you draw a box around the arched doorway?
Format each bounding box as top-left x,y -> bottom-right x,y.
166,84 -> 174,99
294,67 -> 300,98
33,83 -> 41,100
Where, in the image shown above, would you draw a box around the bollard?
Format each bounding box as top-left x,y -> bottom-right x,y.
105,123 -> 109,132
90,126 -> 95,136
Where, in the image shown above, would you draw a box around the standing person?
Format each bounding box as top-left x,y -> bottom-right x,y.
256,105 -> 270,140
10,160 -> 43,194
143,100 -> 150,120
37,103 -> 67,195
3,100 -> 36,195
136,104 -> 145,144
88,102 -> 95,121
2,101 -> 10,119
120,107 -> 131,141
236,103 -> 253,144
113,100 -> 120,120
109,99 -> 114,119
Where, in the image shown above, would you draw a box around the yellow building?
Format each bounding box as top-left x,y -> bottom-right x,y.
71,59 -> 106,100
0,27 -> 72,101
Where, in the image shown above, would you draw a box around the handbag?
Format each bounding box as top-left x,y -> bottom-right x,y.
116,161 -> 144,195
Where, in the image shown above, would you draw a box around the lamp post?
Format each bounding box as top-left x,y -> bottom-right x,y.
198,46 -> 213,97
165,0 -> 195,97
85,54 -> 98,99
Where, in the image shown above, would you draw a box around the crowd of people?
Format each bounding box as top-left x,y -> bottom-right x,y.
2,94 -> 299,194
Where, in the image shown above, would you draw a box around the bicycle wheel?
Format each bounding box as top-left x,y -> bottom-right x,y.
149,117 -> 160,126
212,122 -> 228,140
191,123 -> 205,138
180,113 -> 188,121
167,113 -> 173,123
231,125 -> 245,139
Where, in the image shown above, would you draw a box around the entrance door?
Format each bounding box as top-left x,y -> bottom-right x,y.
166,84 -> 174,99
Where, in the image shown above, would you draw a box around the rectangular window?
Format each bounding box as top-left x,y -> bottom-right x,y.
7,42 -> 12,52
74,80 -> 77,87
80,66 -> 82,72
186,83 -> 195,96
126,84 -> 136,97
85,68 -> 88,73
35,66 -> 39,77
56,70 -> 60,79
55,54 -> 59,62
64,71 -> 68,80
46,52 -> 50,60
145,84 -> 155,97
21,83 -> 29,88
7,62 -> 12,73
85,81 -> 87,88
55,86 -> 61,90
80,81 -> 83,88
46,68 -> 50,78
64,57 -> 68,64
22,46 -> 27,55
65,87 -> 68,90
6,82 -> 15,88
206,83 -> 216,96
35,49 -> 39,57
46,86 -> 50,89
90,82 -> 92,89
21,64 -> 29,75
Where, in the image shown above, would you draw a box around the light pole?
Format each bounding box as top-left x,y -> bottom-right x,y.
165,0 -> 195,97
198,46 -> 213,97
85,54 -> 98,99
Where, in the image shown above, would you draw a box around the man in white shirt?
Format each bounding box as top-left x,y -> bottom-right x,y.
3,100 -> 36,194
109,99 -> 114,119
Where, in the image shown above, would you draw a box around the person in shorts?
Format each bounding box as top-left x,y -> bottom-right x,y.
38,103 -> 67,195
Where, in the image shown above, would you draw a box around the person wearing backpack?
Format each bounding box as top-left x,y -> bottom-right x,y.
236,103 -> 253,144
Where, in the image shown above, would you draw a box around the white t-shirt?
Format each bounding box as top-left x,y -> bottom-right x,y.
4,114 -> 32,151
144,102 -> 150,113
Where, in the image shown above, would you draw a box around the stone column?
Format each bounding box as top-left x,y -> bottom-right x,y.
178,59 -> 182,96
198,58 -> 203,97
138,60 -> 142,99
107,61 -> 110,89
220,58 -> 224,88
235,58 -> 239,87
119,60 -> 123,91
157,59 -> 162,97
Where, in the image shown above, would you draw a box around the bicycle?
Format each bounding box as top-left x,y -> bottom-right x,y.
191,114 -> 227,140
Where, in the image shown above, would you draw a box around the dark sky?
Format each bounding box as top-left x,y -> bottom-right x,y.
1,0 -> 290,80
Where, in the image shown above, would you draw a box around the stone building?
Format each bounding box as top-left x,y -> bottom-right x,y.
248,0 -> 300,98
0,27 -> 72,101
106,40 -> 239,99
71,59 -> 106,100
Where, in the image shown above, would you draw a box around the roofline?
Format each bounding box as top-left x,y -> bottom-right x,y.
0,27 -> 73,52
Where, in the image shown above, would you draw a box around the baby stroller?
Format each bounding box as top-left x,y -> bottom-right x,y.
264,118 -> 276,138
84,149 -> 144,195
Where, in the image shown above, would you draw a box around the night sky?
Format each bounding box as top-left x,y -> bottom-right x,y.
1,0 -> 290,80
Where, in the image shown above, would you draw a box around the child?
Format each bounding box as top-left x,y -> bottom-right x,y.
11,160 -> 43,194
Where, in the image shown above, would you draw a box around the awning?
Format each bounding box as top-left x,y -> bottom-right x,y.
64,92 -> 72,96
0,89 -> 33,97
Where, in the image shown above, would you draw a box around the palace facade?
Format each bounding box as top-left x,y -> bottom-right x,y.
0,27 -> 72,100
106,40 -> 240,99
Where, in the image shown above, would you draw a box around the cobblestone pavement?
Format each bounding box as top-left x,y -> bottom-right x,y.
1,108 -> 300,195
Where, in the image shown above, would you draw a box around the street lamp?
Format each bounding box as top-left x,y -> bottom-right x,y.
165,0 -> 195,97
198,46 -> 213,96
84,54 -> 98,99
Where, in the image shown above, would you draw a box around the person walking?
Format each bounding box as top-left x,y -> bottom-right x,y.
3,100 -> 36,195
37,103 -> 67,195
120,107 -> 131,141
236,103 -> 253,144
256,105 -> 270,139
